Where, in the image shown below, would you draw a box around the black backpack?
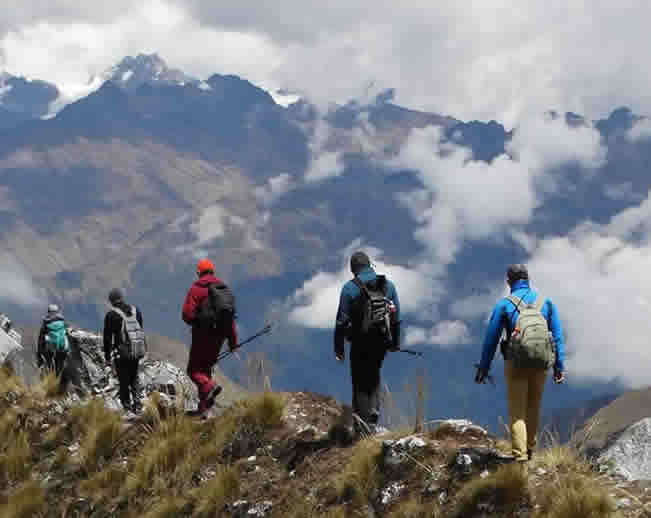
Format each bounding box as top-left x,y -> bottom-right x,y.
195,282 -> 236,332
352,275 -> 393,344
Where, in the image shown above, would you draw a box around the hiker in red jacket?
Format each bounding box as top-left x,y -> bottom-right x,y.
182,259 -> 238,414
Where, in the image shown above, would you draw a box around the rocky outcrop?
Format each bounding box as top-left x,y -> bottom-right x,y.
598,418 -> 651,481
65,328 -> 198,411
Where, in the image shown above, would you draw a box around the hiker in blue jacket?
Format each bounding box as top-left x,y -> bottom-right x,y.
334,251 -> 401,434
475,264 -> 565,468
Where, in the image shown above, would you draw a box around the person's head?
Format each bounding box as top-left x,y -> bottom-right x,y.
47,304 -> 59,314
196,258 -> 215,278
350,251 -> 371,276
108,288 -> 124,306
506,264 -> 529,286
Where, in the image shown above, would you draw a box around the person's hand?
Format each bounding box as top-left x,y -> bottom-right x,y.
553,369 -> 565,384
475,366 -> 489,384
335,346 -> 345,362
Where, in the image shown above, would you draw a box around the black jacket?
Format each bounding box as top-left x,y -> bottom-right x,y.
103,302 -> 143,363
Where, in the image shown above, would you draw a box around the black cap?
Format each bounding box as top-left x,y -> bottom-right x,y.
506,264 -> 529,284
108,288 -> 124,304
350,251 -> 371,275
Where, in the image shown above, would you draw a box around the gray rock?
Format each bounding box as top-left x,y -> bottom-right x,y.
382,435 -> 427,467
599,418 -> 651,481
380,482 -> 405,505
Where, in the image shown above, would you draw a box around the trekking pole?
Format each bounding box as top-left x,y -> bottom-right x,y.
216,324 -> 273,362
473,363 -> 496,387
397,348 -> 424,357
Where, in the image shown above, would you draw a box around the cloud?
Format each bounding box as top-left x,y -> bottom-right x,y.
392,116 -> 605,269
254,173 -> 294,206
628,118 -> 651,142
4,2 -> 651,124
405,321 -> 471,348
0,255 -> 45,307
287,242 -> 440,329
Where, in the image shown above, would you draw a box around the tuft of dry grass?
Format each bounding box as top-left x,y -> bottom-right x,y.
0,480 -> 46,518
335,438 -> 383,508
239,391 -> 286,429
80,465 -> 129,503
453,463 -> 528,518
192,466 -> 240,518
124,412 -> 198,498
68,399 -> 124,473
535,473 -> 616,518
34,371 -> 62,399
389,497 -> 441,518
534,444 -> 590,474
141,497 -> 191,518
0,430 -> 32,484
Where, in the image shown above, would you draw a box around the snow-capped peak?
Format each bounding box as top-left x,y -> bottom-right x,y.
103,53 -> 197,91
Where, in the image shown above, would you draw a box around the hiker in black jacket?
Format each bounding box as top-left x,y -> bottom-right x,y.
103,289 -> 144,412
334,252 -> 401,435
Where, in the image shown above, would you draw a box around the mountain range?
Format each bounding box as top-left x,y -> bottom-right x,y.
0,53 -> 648,430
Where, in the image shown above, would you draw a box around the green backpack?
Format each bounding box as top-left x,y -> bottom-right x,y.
45,320 -> 69,353
505,295 -> 555,369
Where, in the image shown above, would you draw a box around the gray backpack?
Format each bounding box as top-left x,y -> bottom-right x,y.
505,295 -> 555,369
112,306 -> 147,360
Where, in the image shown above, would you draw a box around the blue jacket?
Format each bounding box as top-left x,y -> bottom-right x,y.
479,280 -> 565,372
334,267 -> 400,350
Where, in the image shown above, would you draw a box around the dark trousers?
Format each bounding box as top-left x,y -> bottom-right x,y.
350,340 -> 387,429
41,351 -> 68,378
115,357 -> 141,410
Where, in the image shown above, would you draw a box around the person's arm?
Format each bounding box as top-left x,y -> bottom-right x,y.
387,280 -> 401,350
136,307 -> 143,328
228,319 -> 239,350
103,312 -> 113,364
479,301 -> 506,371
334,285 -> 353,360
182,288 -> 198,325
547,300 -> 565,373
37,322 -> 45,366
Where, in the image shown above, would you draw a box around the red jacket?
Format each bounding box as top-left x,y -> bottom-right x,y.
182,274 -> 238,351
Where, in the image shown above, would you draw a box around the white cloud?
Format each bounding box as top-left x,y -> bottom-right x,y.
191,205 -> 226,243
304,151 -> 344,183
405,320 -> 471,347
287,243 -> 439,329
392,116 -> 605,270
628,118 -> 651,142
5,2 -> 651,124
254,173 -> 294,206
0,255 -> 45,307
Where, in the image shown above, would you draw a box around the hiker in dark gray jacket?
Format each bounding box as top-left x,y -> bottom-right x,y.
103,289 -> 145,412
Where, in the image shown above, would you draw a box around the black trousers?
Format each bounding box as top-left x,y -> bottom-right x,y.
115,357 -> 141,410
41,351 -> 68,378
350,340 -> 387,428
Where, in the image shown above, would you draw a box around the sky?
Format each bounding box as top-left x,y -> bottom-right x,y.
2,1 -> 651,125
3,1 -> 651,390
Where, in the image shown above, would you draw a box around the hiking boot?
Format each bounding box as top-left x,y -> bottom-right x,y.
518,459 -> 529,478
527,449 -> 533,461
205,385 -> 223,411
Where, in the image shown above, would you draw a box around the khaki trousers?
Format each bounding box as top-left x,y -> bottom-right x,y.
504,360 -> 547,461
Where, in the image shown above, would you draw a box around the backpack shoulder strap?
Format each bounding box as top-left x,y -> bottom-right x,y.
352,277 -> 371,299
111,307 -> 126,320
531,296 -> 545,312
506,295 -> 523,310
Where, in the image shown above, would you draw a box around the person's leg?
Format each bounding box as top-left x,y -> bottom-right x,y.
129,358 -> 142,411
525,368 -> 548,458
115,358 -> 132,411
504,360 -> 529,461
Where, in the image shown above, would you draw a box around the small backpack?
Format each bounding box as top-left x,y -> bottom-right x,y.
352,275 -> 393,344
45,320 -> 69,353
195,282 -> 235,332
112,305 -> 147,360
505,295 -> 555,369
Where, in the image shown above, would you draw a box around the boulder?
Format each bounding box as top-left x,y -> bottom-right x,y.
598,418 -> 651,481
